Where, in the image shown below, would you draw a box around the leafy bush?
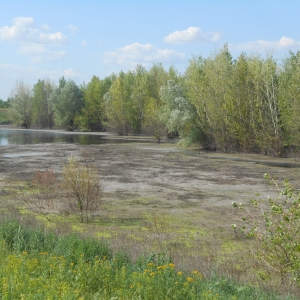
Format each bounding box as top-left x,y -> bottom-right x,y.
231,174 -> 300,285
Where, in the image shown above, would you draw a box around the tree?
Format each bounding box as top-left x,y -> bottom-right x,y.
51,78 -> 84,130
32,79 -> 55,128
79,75 -> 112,131
160,80 -> 202,147
62,156 -> 101,223
104,71 -> 134,135
8,80 -> 33,128
0,99 -> 9,108
278,51 -> 300,154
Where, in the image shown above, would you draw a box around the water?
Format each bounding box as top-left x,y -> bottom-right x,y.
0,129 -> 132,146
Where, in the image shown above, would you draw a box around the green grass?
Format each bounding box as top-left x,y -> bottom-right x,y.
0,220 -> 295,300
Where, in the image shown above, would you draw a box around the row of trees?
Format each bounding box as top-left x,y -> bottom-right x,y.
7,45 -> 300,155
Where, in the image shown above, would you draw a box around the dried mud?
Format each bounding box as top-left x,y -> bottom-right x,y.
0,141 -> 299,222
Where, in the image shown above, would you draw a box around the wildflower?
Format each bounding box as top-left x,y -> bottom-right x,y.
148,262 -> 154,267
177,271 -> 182,276
22,252 -> 28,255
186,277 -> 194,282
150,272 -> 155,277
192,270 -> 202,277
169,263 -> 175,268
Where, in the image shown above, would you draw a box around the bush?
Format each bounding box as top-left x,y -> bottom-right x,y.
62,155 -> 101,223
231,174 -> 300,285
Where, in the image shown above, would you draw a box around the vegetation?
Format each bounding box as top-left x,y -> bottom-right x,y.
4,47 -> 300,296
231,175 -> 300,286
0,220 -> 292,299
5,47 -> 300,155
0,109 -> 11,125
62,156 -> 101,223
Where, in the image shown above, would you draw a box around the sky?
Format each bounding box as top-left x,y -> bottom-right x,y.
0,0 -> 300,100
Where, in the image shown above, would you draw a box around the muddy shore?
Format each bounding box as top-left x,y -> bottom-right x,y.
1,128 -> 299,223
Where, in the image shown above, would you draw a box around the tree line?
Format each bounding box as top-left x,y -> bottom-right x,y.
7,45 -> 300,156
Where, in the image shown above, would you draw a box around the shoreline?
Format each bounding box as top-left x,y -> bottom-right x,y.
0,125 -> 176,142
1,125 -> 300,166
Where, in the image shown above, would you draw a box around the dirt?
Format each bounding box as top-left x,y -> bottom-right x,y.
0,139 -> 299,221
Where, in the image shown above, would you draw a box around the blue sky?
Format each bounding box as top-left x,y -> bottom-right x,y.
0,0 -> 299,100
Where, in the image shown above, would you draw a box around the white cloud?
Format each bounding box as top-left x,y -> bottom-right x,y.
103,43 -> 185,67
41,24 -> 50,31
0,17 -> 68,63
232,36 -> 300,52
164,27 -> 221,44
68,24 -> 78,36
0,17 -> 68,45
17,45 -> 66,63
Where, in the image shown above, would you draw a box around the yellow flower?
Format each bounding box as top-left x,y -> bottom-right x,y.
148,262 -> 154,267
169,263 -> 175,268
150,272 -> 155,277
192,270 -> 203,277
177,271 -> 182,276
186,277 -> 194,282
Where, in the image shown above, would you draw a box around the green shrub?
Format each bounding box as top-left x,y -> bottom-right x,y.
232,174 -> 300,285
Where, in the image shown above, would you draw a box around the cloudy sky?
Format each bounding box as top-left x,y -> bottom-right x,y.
0,0 -> 299,100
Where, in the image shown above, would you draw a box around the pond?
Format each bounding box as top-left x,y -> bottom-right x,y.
0,129 -> 133,146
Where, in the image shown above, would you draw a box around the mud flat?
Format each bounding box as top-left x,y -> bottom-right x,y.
0,141 -> 299,218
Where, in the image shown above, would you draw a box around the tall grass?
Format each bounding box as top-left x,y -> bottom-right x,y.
0,220 -> 294,299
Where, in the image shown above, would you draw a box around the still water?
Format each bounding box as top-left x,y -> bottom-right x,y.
0,129 -> 131,146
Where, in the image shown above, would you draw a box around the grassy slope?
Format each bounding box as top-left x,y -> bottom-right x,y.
0,220 -> 293,300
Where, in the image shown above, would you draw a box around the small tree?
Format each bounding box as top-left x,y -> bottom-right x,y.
231,174 -> 300,285
62,156 -> 101,223
22,169 -> 58,220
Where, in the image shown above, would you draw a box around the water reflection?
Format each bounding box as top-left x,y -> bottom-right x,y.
0,129 -> 130,146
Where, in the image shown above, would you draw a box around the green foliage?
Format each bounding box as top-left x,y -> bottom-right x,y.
160,80 -> 199,146
32,79 -> 54,128
8,80 -> 33,128
51,78 -> 84,130
0,99 -> 9,108
104,71 -> 134,135
9,47 -> 300,156
0,109 -> 11,125
0,221 -> 290,299
232,175 -> 300,285
79,75 -> 112,131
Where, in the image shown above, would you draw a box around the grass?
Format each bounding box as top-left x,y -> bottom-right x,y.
3,149 -> 300,298
0,219 -> 294,300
